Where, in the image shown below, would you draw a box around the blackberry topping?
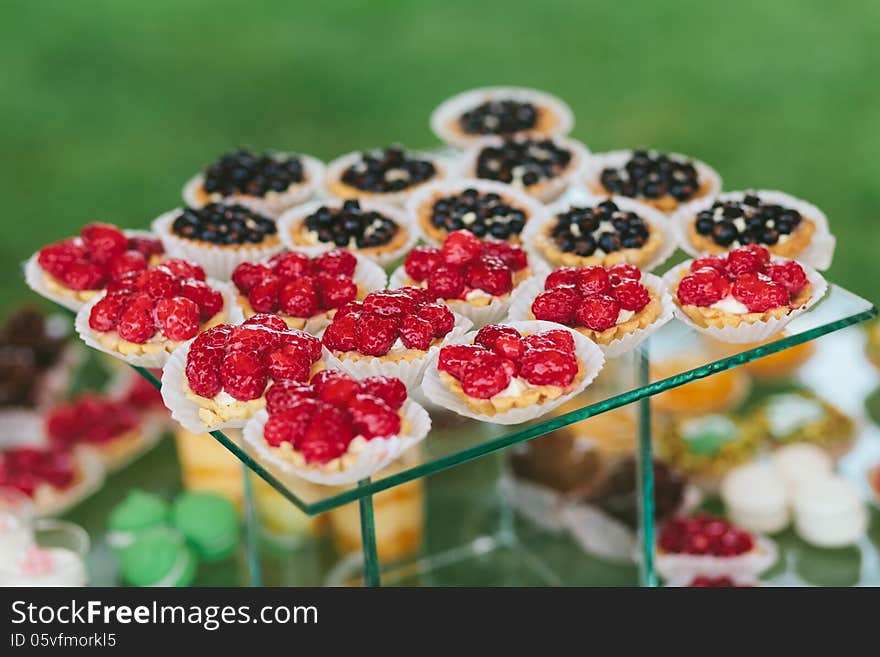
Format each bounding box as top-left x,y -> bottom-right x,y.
172,203 -> 277,245
429,188 -> 527,240
340,145 -> 436,193
476,137 -> 572,187
599,149 -> 701,202
202,149 -> 304,198
694,194 -> 803,249
550,200 -> 650,257
458,99 -> 539,135
304,200 -> 399,249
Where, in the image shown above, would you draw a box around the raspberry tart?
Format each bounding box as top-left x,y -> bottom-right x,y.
321,288 -> 470,389
583,149 -> 721,213
242,371 -> 430,485
152,202 -> 283,279
182,148 -> 325,218
523,195 -> 675,271
25,223 -> 164,312
508,263 -> 673,358
277,199 -> 417,266
406,178 -> 545,246
674,190 -> 835,270
231,249 -> 387,333
75,260 -> 236,368
0,444 -> 104,517
422,320 -> 604,425
161,315 -> 325,433
323,145 -> 449,206
45,393 -> 162,471
430,87 -> 574,149
391,229 -> 536,327
663,245 -> 826,343
655,513 -> 777,583
459,135 -> 588,202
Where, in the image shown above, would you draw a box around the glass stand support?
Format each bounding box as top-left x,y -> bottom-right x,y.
358,479 -> 381,587
636,343 -> 657,587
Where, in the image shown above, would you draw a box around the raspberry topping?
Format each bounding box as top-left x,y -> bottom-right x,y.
323,291 -> 456,357
0,446 -> 77,497
260,372 -> 410,464
45,393 -> 140,448
404,230 -> 527,300
438,325 -> 580,399
575,294 -> 621,331
658,514 -> 755,557
232,249 -> 359,318
153,297 -> 200,342
676,246 -> 808,312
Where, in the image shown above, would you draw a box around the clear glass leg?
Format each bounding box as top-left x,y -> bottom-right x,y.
636,342 -> 658,587
358,478 -> 381,587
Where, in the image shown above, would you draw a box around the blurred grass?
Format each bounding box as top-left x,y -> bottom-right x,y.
1,0 -> 878,315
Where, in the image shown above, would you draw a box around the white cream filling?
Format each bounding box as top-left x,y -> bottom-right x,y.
491,376 -> 530,400
212,391 -> 239,406
710,295 -> 750,314
616,309 -> 635,324
765,394 -> 825,437
465,288 -> 494,301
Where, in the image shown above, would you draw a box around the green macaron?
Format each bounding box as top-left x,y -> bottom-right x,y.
107,490 -> 170,550
119,528 -> 197,587
171,492 -> 239,562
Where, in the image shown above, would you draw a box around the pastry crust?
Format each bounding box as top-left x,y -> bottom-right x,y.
415,189 -> 531,245
535,220 -> 666,269
444,104 -> 562,143
94,309 -> 227,357
439,362 -> 587,416
587,178 -> 715,213
671,270 -> 813,329
686,216 -> 816,260
42,273 -> 102,303
286,214 -> 410,258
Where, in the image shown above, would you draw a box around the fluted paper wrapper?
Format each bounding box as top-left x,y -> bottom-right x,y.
35,448 -> 105,518
421,320 -> 605,425
507,272 -> 673,358
662,259 -> 828,344
75,281 -> 242,369
498,474 -> 569,534
458,136 -> 590,203
405,177 -> 548,247
152,210 -> 285,280
276,199 -> 419,267
520,191 -> 678,273
23,230 -> 161,313
389,263 -> 546,329
429,86 -> 575,149
323,312 -> 473,390
323,150 -> 454,207
233,251 -> 388,335
672,189 -> 835,271
181,154 -> 325,218
242,400 -> 431,486
98,417 -> 165,473
655,536 -> 778,582
580,149 -> 723,214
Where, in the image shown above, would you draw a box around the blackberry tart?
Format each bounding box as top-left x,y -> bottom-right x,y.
277,199 -> 416,266
525,195 -> 674,270
460,135 -> 588,202
152,202 -> 283,279
182,149 -> 324,218
406,179 -> 544,246
430,86 -> 574,149
324,145 -> 448,206
584,149 -> 721,213
676,190 -> 834,270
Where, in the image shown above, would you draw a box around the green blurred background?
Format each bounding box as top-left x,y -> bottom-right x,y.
1,0 -> 878,316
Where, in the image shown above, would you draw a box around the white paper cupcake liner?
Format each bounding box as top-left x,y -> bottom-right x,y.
388,262 -> 547,329
655,535 -> 778,582
404,177 -> 549,247
661,259 -> 828,344
231,250 -> 387,335
421,320 -> 605,426
75,280 -> 242,369
323,150 -> 454,207
322,312 -> 473,390
0,409 -> 48,449
242,399 -> 431,486
151,210 -> 286,280
98,417 -> 165,473
181,154 -> 325,218
276,199 -> 417,267
520,190 -> 678,273
498,473 -> 569,534
34,344 -> 82,409
561,503 -> 640,564
580,149 -> 723,214
23,229 -> 162,313
507,272 -> 674,359
34,448 -> 105,518
430,86 -> 575,149
671,189 -> 836,271
458,136 -> 590,203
